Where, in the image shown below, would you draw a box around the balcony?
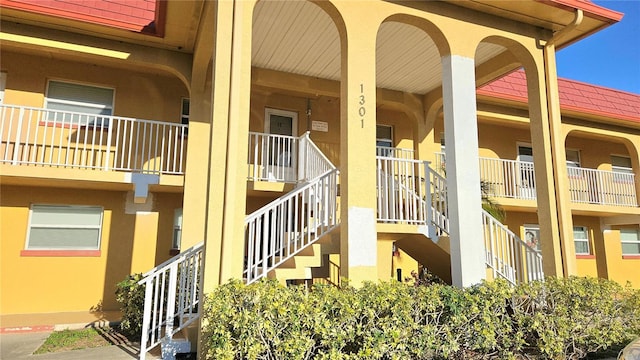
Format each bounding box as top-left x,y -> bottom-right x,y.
0,104 -> 187,176
436,153 -> 638,208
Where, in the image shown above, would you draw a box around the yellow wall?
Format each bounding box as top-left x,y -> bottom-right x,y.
572,215 -> 600,278
565,135 -> 630,171
1,50 -> 188,123
0,185 -> 182,315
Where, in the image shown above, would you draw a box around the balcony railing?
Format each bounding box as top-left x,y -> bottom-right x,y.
567,167 -> 637,207
248,131 -> 335,183
438,152 -> 638,207
0,105 -> 187,175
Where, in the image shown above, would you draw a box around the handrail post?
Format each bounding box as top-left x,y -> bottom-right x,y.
424,161 -> 435,238
139,279 -> 153,360
11,107 -> 25,165
104,116 -> 114,171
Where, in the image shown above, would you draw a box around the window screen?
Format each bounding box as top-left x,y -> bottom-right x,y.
27,205 -> 103,250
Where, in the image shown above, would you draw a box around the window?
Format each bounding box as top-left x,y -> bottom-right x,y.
573,226 -> 590,255
172,208 -> 183,250
45,80 -> 114,126
612,155 -> 633,183
523,224 -> 541,252
0,72 -> 6,105
181,98 -> 190,125
566,149 -> 581,168
376,125 -> 393,156
621,228 -> 640,255
26,205 -> 103,250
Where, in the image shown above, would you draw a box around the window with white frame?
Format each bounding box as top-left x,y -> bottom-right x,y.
376,124 -> 393,156
172,208 -> 183,250
45,80 -> 114,127
26,205 -> 103,250
620,227 -> 640,255
566,149 -> 581,168
612,155 -> 633,182
523,224 -> 541,252
573,226 -> 590,255
181,98 -> 190,125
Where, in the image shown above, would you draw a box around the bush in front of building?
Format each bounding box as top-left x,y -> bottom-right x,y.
201,276 -> 640,359
115,273 -> 145,339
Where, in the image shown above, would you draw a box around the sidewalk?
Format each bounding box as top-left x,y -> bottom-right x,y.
0,331 -> 151,360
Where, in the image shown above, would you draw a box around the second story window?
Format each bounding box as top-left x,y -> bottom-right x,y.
46,80 -> 114,127
565,149 -> 581,168
181,98 -> 190,125
376,124 -> 393,156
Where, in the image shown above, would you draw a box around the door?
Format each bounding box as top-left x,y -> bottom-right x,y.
264,108 -> 298,181
517,145 -> 536,199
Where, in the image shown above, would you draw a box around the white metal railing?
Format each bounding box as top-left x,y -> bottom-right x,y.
375,157 -> 449,237
434,152 -> 446,175
376,146 -> 414,160
138,242 -> 204,360
244,168 -> 339,283
0,105 -> 187,174
479,157 -> 536,200
248,131 -> 335,183
567,167 -> 638,207
299,132 -> 336,180
376,156 -> 428,225
248,132 -> 299,182
427,164 -> 449,236
482,210 -> 544,286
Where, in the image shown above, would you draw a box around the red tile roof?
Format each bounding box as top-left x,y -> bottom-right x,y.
2,0 -> 162,35
478,70 -> 640,124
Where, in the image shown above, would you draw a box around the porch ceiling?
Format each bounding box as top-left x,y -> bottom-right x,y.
252,1 -> 506,96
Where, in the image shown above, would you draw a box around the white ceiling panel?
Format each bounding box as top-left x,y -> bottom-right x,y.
252,1 -> 507,95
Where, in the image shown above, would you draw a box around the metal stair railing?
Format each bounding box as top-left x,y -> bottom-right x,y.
244,168 -> 339,284
248,131 -> 335,183
138,242 -> 204,360
375,154 -> 541,285
482,211 -> 544,285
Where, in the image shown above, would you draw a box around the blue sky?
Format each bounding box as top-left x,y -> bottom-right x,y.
556,0 -> 640,94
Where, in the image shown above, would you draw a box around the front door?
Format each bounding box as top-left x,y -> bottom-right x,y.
264,108 -> 298,181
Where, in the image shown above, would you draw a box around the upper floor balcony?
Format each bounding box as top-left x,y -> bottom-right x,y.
0,104 -> 188,176
435,152 -> 638,208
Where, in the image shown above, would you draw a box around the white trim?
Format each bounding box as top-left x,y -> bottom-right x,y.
572,226 -> 590,255
25,204 -> 104,250
565,148 -> 581,168
0,72 -> 6,105
45,79 -> 115,114
264,108 -> 298,136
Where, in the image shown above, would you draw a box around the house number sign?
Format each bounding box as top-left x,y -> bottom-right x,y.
359,83 -> 366,128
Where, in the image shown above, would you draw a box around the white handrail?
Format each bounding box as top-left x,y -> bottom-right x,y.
376,156 -> 428,225
248,131 -> 334,183
482,211 -> 543,285
244,168 -> 339,283
479,157 -> 536,200
138,242 -> 204,360
0,104 -> 187,175
567,167 -> 637,207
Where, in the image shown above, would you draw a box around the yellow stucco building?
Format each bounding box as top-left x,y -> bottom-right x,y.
1,0 -> 638,357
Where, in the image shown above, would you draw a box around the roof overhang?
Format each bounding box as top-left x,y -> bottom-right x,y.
444,0 -> 623,49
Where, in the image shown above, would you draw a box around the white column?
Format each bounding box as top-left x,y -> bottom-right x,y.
442,55 -> 486,287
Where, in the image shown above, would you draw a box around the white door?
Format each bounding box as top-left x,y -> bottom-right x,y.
264,108 -> 298,182
517,145 -> 536,199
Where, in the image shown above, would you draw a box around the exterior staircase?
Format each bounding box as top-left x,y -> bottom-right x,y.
135,142 -> 543,359
244,132 -> 340,284
376,152 -> 543,286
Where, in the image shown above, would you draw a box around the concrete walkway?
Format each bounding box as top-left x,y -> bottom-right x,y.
0,331 -> 153,360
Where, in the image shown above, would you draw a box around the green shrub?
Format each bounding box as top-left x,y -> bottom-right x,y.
201,277 -> 640,360
115,273 -> 145,339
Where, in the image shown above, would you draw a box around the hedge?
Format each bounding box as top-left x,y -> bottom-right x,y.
201,277 -> 640,360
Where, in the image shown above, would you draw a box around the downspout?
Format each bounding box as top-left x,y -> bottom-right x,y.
547,9 -> 583,46
542,9 -> 583,277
